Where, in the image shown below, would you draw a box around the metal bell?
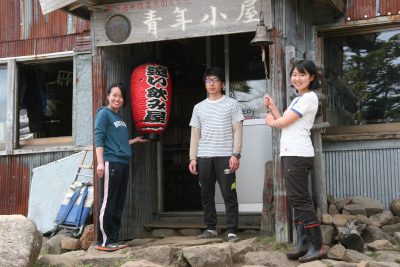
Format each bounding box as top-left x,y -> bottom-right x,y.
250,21 -> 274,47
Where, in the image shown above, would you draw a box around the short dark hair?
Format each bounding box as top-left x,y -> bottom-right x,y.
203,66 -> 225,83
106,83 -> 127,108
290,60 -> 319,90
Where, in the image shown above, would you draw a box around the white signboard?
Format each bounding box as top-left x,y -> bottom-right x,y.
93,0 -> 272,46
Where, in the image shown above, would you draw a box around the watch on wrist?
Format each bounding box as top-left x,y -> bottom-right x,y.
232,153 -> 241,159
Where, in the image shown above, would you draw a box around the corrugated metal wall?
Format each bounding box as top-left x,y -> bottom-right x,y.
101,44 -> 154,239
0,0 -> 90,58
345,0 -> 400,21
0,151 -> 77,215
323,141 -> 400,210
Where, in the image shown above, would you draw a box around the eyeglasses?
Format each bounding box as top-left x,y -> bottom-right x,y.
205,78 -> 221,84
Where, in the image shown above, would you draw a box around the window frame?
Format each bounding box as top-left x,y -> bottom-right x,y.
317,23 -> 400,140
0,52 -> 85,156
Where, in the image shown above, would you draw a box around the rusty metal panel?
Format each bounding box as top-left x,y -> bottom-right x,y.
345,0 -> 400,21
0,32 -> 90,58
0,0 -> 90,42
0,151 -> 76,215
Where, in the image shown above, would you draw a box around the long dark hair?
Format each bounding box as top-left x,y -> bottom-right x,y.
290,60 -> 319,90
106,83 -> 127,108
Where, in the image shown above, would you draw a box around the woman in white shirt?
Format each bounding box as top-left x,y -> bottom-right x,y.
264,59 -> 323,263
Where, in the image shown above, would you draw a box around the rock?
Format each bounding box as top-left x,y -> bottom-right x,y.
230,238 -> 255,262
356,215 -> 372,225
337,197 -> 354,212
40,254 -> 126,267
179,229 -> 201,237
343,204 -> 367,216
80,224 -> 94,250
322,259 -> 359,266
394,232 -> 400,244
361,225 -> 396,245
329,204 -> 340,215
327,194 -> 336,206
130,245 -> 178,266
350,196 -> 384,217
183,243 -> 232,267
244,251 -> 298,266
137,229 -> 157,239
152,229 -> 181,238
357,260 -> 369,267
45,230 -> 73,255
297,261 -> 327,266
332,214 -> 357,228
321,225 -> 335,246
122,260 -> 163,266
346,249 -> 376,263
0,215 -> 42,267
381,223 -> 400,237
394,216 -> 400,224
61,237 -> 81,250
124,238 -> 156,248
375,250 -> 400,263
327,244 -> 348,261
322,214 -> 333,225
341,233 -> 364,252
389,199 -> 400,216
370,211 -> 394,227
366,240 -> 396,251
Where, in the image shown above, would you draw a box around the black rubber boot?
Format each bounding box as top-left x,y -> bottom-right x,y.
298,219 -> 325,263
287,217 -> 308,259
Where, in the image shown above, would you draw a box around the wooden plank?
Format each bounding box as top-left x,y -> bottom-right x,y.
325,123 -> 400,135
93,0 -> 272,46
260,161 -> 274,237
6,59 -> 16,155
285,46 -> 296,107
143,222 -> 260,230
322,132 -> 400,141
38,0 -> 77,15
19,136 -> 73,146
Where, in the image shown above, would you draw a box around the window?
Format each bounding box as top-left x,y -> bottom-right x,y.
323,29 -> 400,128
0,67 -> 7,149
18,61 -> 73,141
229,32 -> 268,120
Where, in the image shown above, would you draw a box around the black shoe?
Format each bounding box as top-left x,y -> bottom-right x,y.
298,219 -> 325,263
287,217 -> 308,259
228,235 -> 240,243
196,230 -> 218,239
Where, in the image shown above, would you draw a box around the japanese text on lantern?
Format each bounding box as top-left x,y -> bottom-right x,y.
144,65 -> 169,124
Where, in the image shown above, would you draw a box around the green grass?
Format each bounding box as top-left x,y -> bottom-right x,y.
369,252 -> 381,259
255,236 -> 292,253
395,259 -> 400,264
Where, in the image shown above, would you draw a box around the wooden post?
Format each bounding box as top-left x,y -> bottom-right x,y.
260,161 -> 275,236
306,51 -> 328,215
270,36 -> 290,243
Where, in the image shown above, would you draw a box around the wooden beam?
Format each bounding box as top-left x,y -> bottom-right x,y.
38,0 -> 76,15
6,59 -> 16,155
311,0 -> 347,15
67,3 -> 84,11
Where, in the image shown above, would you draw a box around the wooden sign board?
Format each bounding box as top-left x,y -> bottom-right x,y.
93,0 -> 272,46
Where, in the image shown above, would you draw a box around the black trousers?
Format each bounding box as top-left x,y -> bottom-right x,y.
97,161 -> 129,246
282,156 -> 317,221
197,157 -> 238,233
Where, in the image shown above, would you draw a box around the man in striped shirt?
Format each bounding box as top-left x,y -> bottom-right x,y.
189,66 -> 245,243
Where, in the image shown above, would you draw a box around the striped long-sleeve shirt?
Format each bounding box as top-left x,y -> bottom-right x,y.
189,95 -> 244,157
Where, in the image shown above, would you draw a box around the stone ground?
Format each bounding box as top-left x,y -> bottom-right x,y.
36,230 -> 400,267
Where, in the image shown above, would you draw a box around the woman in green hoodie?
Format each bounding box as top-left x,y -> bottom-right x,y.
94,83 -> 149,251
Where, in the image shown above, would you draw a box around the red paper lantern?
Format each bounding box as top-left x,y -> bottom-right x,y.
130,63 -> 172,141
